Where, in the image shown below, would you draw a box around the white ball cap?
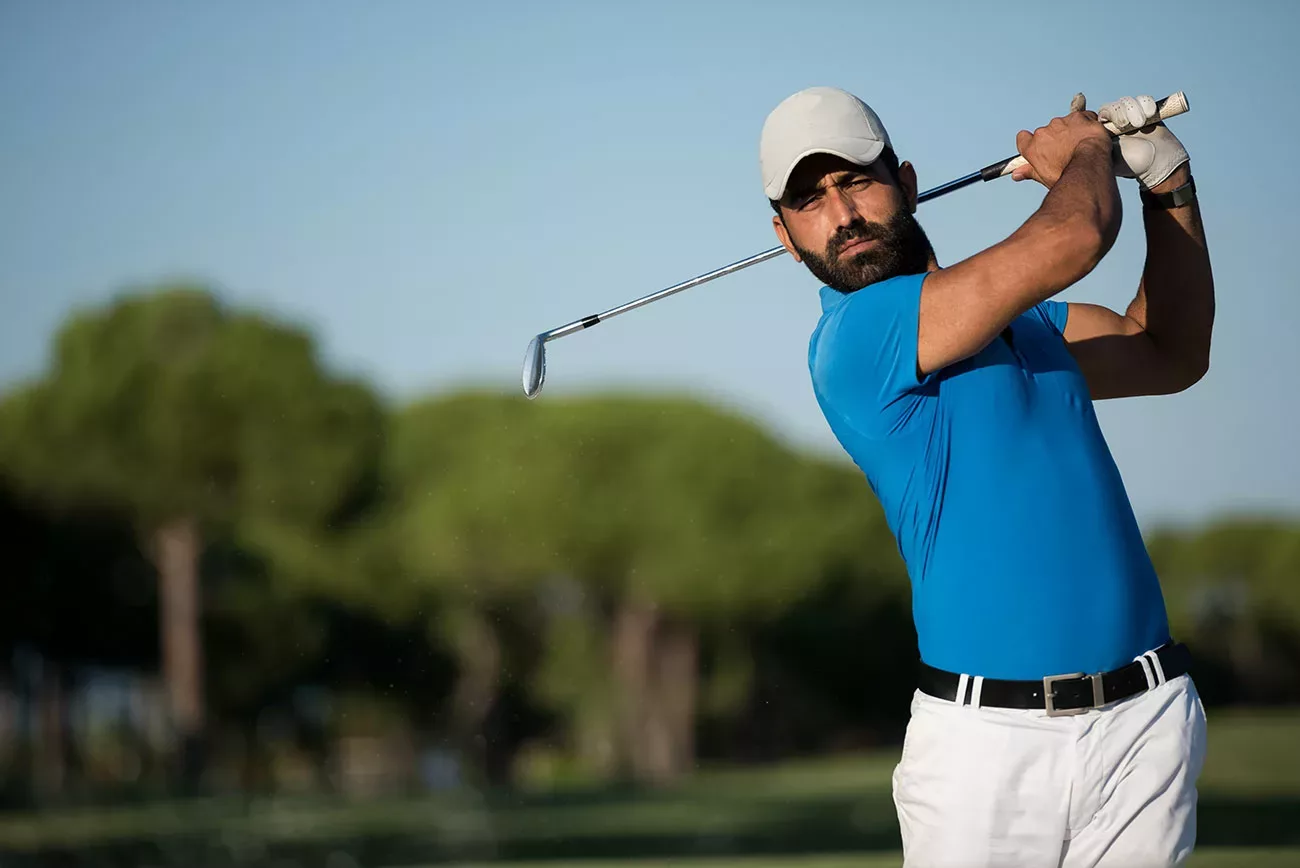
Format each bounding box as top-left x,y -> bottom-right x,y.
760,86 -> 892,202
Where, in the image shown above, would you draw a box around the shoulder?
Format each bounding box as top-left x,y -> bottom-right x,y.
810,274 -> 929,355
808,273 -> 936,435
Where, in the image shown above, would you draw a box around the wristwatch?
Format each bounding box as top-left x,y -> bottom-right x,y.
1141,177 -> 1196,210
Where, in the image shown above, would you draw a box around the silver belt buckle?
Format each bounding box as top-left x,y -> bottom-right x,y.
1043,672 -> 1105,717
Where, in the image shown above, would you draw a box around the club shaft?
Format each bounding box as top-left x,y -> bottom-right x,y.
541,171 -> 988,342
538,91 -> 1190,344
544,247 -> 787,340
917,169 -> 984,203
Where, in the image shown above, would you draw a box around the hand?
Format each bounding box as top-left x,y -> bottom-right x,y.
1011,97 -> 1112,188
1095,94 -> 1190,190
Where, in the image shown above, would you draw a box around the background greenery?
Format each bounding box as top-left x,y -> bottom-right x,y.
2,285 -> 1297,866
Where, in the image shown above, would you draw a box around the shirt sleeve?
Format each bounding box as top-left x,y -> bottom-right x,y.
810,272 -> 936,439
1029,299 -> 1070,337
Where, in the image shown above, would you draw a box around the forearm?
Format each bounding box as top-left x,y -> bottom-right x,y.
997,141 -> 1123,306
1126,165 -> 1215,380
1035,141 -> 1124,263
917,141 -> 1123,373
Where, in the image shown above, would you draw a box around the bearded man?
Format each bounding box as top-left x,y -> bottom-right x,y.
759,87 -> 1215,867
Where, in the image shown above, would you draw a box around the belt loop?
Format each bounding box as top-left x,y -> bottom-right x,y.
1134,653 -> 1156,690
956,673 -> 970,706
1144,650 -> 1167,685
970,675 -> 984,709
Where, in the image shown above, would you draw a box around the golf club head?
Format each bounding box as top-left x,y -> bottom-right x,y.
523,335 -> 546,399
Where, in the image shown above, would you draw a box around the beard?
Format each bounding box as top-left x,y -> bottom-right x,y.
791,205 -> 935,293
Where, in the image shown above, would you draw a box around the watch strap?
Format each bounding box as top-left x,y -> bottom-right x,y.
1141,177 -> 1196,210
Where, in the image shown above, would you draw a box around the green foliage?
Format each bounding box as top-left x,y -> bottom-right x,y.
388,391 -> 560,602
204,569 -> 331,715
383,390 -> 895,622
1150,516 -> 1300,635
7,280 -> 1299,805
531,610 -> 619,774
0,284 -> 390,765
0,284 -> 383,540
372,389 -> 910,777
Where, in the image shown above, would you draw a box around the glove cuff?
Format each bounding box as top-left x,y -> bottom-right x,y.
1137,144 -> 1190,190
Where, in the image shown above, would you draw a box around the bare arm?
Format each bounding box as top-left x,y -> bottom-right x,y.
916,113 -> 1121,376
1059,163 -> 1215,399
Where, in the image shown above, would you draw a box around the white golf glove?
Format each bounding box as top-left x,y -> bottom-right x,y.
1073,93 -> 1189,190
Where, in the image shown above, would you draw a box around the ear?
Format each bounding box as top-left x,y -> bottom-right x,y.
898,160 -> 919,213
772,213 -> 802,262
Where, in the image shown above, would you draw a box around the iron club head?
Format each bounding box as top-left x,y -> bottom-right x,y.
523,335 -> 547,399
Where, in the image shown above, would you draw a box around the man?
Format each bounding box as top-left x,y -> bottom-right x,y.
758,87 -> 1214,867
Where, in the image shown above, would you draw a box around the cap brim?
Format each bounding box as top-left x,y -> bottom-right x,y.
765,137 -> 886,201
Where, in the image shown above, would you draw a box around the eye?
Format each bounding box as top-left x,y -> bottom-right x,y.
792,190 -> 823,211
844,176 -> 871,190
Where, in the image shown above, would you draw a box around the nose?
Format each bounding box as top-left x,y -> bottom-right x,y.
825,184 -> 859,227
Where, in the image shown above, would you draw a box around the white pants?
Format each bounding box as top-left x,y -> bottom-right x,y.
891,669 -> 1207,868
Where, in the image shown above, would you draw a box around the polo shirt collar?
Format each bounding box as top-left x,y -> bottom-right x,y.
819,285 -> 850,313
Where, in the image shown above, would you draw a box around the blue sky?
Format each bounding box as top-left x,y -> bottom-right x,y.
2,0 -> 1297,528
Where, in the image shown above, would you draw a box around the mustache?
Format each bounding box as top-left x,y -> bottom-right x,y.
828,219 -> 887,256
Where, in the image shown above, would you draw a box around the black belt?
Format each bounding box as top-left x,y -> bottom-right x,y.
917,642 -> 1192,717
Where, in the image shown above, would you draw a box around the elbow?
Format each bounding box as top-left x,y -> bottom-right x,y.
1178,327 -> 1214,391
1180,352 -> 1211,390
1079,206 -> 1122,270
1072,226 -> 1109,275
1163,350 -> 1210,394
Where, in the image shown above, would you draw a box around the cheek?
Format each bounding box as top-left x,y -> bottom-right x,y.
787,216 -> 835,254
854,187 -> 903,222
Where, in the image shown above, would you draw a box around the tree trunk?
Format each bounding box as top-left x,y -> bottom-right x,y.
444,609 -> 502,785
611,600 -> 699,785
34,658 -> 65,803
653,619 -> 698,780
612,598 -> 656,782
60,670 -> 86,800
152,516 -> 205,792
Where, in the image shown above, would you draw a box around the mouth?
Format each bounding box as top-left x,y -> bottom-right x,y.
837,237 -> 876,258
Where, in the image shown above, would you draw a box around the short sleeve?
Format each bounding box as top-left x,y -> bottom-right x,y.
810,273 -> 935,438
1029,299 -> 1070,337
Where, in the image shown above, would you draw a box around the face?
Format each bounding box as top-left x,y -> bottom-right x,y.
773,153 -> 935,293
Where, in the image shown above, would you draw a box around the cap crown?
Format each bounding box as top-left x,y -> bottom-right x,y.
760,86 -> 892,201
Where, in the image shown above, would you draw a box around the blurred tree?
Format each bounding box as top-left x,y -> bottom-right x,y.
1148,516 -> 1300,704
380,391 -> 899,784
336,391 -> 551,786
731,456 -> 915,759
0,481 -> 156,806
0,285 -> 384,790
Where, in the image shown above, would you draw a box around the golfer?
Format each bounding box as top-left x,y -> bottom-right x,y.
759,88 -> 1214,867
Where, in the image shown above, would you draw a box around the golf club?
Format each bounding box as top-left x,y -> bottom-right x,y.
523,91 -> 1190,399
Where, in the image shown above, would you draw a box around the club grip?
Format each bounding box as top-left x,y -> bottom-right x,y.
995,90 -> 1190,179
1098,90 -> 1189,132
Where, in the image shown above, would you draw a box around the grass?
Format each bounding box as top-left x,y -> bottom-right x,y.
0,708 -> 1296,866
1196,706 -> 1300,795
398,852 -> 1300,868
400,858 -> 903,868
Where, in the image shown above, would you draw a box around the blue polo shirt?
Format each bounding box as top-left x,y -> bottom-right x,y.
808,271 -> 1171,680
